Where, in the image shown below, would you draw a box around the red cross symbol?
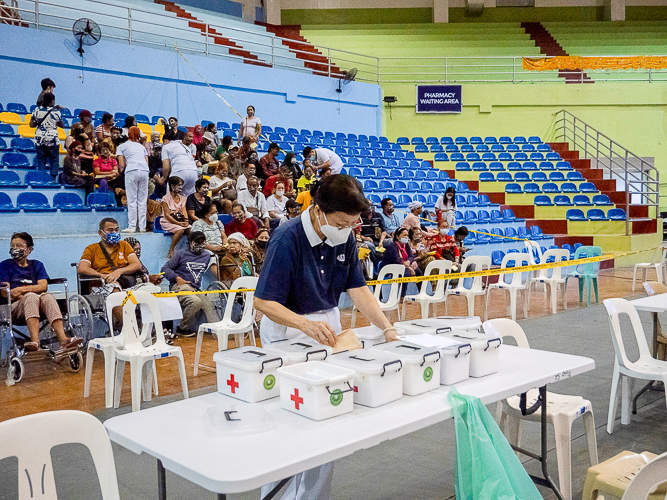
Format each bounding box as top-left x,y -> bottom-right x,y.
353,386 -> 358,392
291,388 -> 304,410
227,374 -> 239,394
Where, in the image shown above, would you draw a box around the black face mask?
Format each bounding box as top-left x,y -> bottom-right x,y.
10,248 -> 25,260
190,243 -> 206,255
256,240 -> 268,249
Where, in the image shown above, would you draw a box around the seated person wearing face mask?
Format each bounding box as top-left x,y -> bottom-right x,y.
0,232 -> 83,352
428,219 -> 459,264
263,164 -> 294,198
249,228 -> 270,274
78,218 -> 144,294
218,232 -> 254,283
189,201 -> 229,255
380,197 -> 401,238
225,202 -> 259,241
235,162 -> 256,193
238,176 -> 270,230
160,231 -> 219,337
279,199 -> 302,226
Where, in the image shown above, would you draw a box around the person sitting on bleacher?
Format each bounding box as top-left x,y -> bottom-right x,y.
428,219 -> 459,265
63,141 -> 95,197
259,142 -> 280,179
95,113 -> 114,144
218,232 -> 254,283
161,231 -> 219,337
30,92 -> 64,182
380,197 -> 401,238
238,176 -> 270,230
72,109 -> 95,143
263,163 -> 294,198
238,136 -> 256,165
191,201 -> 228,256
303,146 -> 344,175
0,232 -> 83,352
92,144 -> 119,191
226,202 -> 259,240
77,218 -> 144,295
235,161 -> 255,193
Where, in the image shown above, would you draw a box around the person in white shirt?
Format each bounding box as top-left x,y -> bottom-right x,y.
116,127 -> 150,232
303,146 -> 344,175
238,177 -> 270,229
236,162 -> 256,193
157,130 -> 198,197
238,105 -> 261,145
266,181 -> 287,224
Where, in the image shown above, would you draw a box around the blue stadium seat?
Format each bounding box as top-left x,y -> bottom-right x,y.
528,136 -> 542,144
460,145 -> 474,153
450,153 -> 464,161
517,227 -> 530,240
504,227 -> 518,239
507,162 -> 521,171
549,172 -> 565,181
513,136 -> 527,144
562,244 -> 575,259
524,183 -> 541,193
0,138 -> 10,152
542,183 -> 560,193
2,152 -> 31,169
506,183 -> 522,193
593,194 -> 613,206
546,153 -> 561,160
17,192 -> 56,212
475,144 -> 490,152
455,137 -> 468,144
10,138 -> 35,152
514,172 -> 530,181
393,180 -> 407,192
479,153 -> 494,161
464,211 -> 477,224
54,192 -> 91,212
579,182 -> 597,193
534,195 -> 552,206
0,124 -> 17,137
471,162 -> 486,171
0,170 -> 26,188
587,209 -> 608,220
25,171 -> 59,188
492,250 -> 505,266
59,107 -> 72,118
467,195 -> 479,206
87,192 -> 123,211
455,162 -> 471,171
347,158 -> 361,166
523,161 -> 537,171
530,152 -> 545,161
537,144 -> 550,152
486,162 -> 502,172
420,181 -> 433,192
431,181 -> 445,192
407,181 -> 421,191
491,144 -> 504,153
554,195 -> 572,206
479,172 -> 495,182
418,161 -> 430,170
415,145 -> 429,153
454,195 -> 466,207
498,136 -> 512,144
440,137 -> 453,144
425,137 -> 439,145
397,194 -> 412,207
531,226 -> 548,240
573,195 -> 592,206
414,170 -> 428,181
497,172 -> 512,182
464,152 -> 479,161
531,171 -> 547,181
505,144 -> 519,153
388,169 -> 402,179
375,168 -> 388,178
0,192 -> 19,212
7,103 -> 27,114
378,180 -> 393,192
456,183 -> 469,192
274,127 -> 287,134
411,137 -> 424,145
566,209 -> 587,221
469,137 -> 482,144
426,171 -> 439,181
414,194 -> 427,204
134,114 -> 150,124
556,161 -> 572,170
434,153 -> 449,161
368,194 -> 382,205
514,152 -> 528,161
430,145 -> 444,152
561,183 -> 578,193
539,161 -> 554,170
373,158 -> 386,167
427,194 -> 438,206
478,195 -> 493,207
403,170 -> 415,180
445,144 -> 459,153
484,136 -> 497,144
608,208 -> 626,220
522,144 -> 536,152
502,209 -> 523,222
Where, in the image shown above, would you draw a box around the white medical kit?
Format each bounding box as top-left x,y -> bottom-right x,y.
371,342 -> 441,395
264,339 -> 332,365
213,347 -> 283,403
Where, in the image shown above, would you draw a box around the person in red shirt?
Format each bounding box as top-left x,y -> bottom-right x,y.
258,142 -> 280,178
428,218 -> 459,264
225,202 -> 259,241
263,164 -> 294,198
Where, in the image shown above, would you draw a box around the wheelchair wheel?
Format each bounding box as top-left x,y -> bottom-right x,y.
68,351 -> 83,372
9,357 -> 23,383
67,294 -> 95,345
207,281 -> 229,320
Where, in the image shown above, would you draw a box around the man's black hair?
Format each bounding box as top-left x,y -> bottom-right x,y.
102,112 -> 113,124
42,93 -> 55,107
169,116 -> 178,123
380,197 -> 393,209
312,174 -> 370,216
268,142 -> 280,152
454,226 -> 469,237
99,218 -> 118,231
41,78 -> 55,90
302,146 -> 313,158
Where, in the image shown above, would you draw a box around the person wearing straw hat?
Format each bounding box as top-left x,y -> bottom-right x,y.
254,174 -> 400,500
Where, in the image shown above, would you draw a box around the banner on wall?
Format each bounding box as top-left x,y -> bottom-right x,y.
416,85 -> 462,114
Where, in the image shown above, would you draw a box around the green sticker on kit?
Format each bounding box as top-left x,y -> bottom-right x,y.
263,374 -> 276,390
423,367 -> 434,382
330,389 -> 343,406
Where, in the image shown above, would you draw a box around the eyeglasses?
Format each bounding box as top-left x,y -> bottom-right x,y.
322,212 -> 362,230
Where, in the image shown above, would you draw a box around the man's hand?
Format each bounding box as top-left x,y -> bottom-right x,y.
300,319 -> 337,347
105,269 -> 124,284
176,276 -> 188,286
384,328 -> 400,342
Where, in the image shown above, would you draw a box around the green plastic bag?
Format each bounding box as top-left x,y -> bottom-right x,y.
447,387 -> 543,500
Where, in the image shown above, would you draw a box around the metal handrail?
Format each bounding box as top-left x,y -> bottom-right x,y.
554,109 -> 659,235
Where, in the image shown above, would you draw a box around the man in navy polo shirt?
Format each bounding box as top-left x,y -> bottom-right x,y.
254,174 -> 400,500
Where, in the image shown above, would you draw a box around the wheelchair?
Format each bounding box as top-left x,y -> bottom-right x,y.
1,278 -> 95,384
69,262 -> 115,337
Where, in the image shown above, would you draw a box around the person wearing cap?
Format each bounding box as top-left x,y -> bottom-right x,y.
225,202 -> 259,240
160,231 -> 219,336
36,78 -> 55,107
254,174 -> 400,500
218,232 -> 254,283
302,146 -> 344,175
73,109 -> 95,142
402,200 -> 430,232
279,199 -> 301,226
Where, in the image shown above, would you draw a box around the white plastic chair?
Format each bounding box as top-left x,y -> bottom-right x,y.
603,298 -> 667,433
484,318 -> 598,500
84,285 -> 160,408
528,248 -> 570,315
402,260 -> 452,319
633,246 -> 667,291
194,276 -> 259,376
351,264 -> 404,328
486,253 -> 531,321
445,255 -> 491,319
0,410 -> 121,499
621,451 -> 667,500
113,290 -> 189,412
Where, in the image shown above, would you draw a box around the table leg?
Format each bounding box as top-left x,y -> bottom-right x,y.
632,312 -> 660,414
218,495 -> 226,499
157,459 -> 167,500
261,478 -> 291,500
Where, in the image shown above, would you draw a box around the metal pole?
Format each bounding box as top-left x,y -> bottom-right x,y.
205,24 -> 209,56
513,57 -> 516,84
35,0 -> 39,29
625,158 -> 630,236
270,36 -> 274,67
377,56 -> 380,85
327,47 -> 331,78
445,58 -> 448,84
128,8 -> 132,45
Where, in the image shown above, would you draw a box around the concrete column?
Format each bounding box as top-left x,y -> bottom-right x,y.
605,0 -> 625,21
433,0 -> 449,23
242,0 -> 255,22
266,0 -> 281,25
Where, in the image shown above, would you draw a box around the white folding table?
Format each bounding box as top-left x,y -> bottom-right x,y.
628,294 -> 667,412
104,345 -> 594,500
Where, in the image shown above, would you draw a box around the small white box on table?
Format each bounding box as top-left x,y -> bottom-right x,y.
213,346 -> 283,403
264,339 -> 332,365
371,342 -> 441,395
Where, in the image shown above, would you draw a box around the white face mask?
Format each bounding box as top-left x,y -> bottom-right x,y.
400,237 -> 409,244
446,194 -> 454,199
320,210 -> 352,246
276,189 -> 284,197
440,228 -> 448,235
209,213 -> 218,222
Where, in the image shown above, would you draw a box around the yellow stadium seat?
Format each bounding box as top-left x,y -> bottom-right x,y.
57,128 -> 66,141
154,124 -> 165,133
0,112 -> 24,125
17,124 -> 36,138
59,143 -> 66,154
138,123 -> 153,135
24,114 -> 31,124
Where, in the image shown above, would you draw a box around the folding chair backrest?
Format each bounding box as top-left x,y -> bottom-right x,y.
106,287 -> 160,349
644,281 -> 667,296
456,255 -> 491,292
118,290 -> 164,352
482,318 -> 529,348
621,452 -> 667,500
375,264 -> 404,307
538,248 -> 569,279
224,276 -> 259,326
603,298 -> 653,370
498,253 -> 531,287
0,410 -> 121,499
574,245 -> 602,276
420,259 -> 452,299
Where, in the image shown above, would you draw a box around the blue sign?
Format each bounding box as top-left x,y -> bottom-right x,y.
416,85 -> 462,114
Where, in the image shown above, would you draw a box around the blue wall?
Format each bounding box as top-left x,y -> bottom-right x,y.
174,0 -> 243,18
0,24 -> 382,135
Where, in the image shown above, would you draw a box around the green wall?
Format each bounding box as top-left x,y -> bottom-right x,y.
381,82 -> 667,207
283,6 -> 667,25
